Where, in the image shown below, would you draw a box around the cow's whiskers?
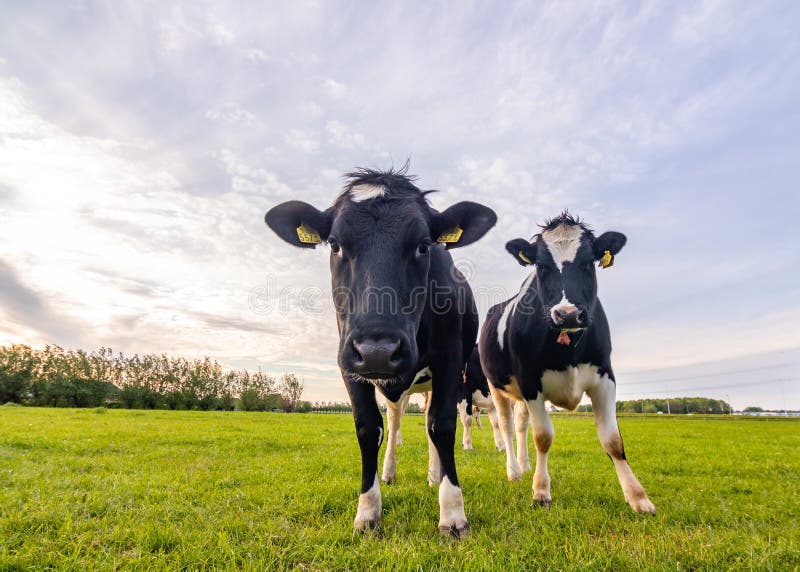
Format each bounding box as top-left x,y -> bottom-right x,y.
345,372 -> 402,388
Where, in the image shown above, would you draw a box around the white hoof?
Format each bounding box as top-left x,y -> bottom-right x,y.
354,475 -> 381,531
533,489 -> 552,507
629,496 -> 656,515
438,476 -> 469,539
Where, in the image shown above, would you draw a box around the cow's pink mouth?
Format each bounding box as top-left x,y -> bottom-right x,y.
557,331 -> 571,345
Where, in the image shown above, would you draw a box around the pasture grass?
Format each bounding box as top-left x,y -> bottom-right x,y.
0,408 -> 797,571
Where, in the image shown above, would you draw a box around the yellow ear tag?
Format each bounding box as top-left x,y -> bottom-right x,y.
518,251 -> 533,265
437,226 -> 463,243
598,249 -> 614,269
296,223 -> 321,245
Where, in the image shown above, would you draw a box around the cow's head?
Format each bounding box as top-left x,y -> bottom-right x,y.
505,211 -> 626,331
265,167 -> 496,384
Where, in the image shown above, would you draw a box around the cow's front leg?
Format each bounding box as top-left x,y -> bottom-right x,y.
457,399 -> 474,450
423,391 -> 442,485
525,395 -> 554,507
588,375 -> 656,514
395,393 -> 409,446
488,383 -> 521,480
345,379 -> 384,531
381,396 -> 404,484
514,401 -> 531,473
430,357 -> 469,538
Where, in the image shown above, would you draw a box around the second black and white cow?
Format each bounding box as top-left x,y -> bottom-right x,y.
458,346 -> 503,451
479,212 -> 655,514
266,167 -> 496,536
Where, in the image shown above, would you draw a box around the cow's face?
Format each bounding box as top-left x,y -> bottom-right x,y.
505,214 -> 626,331
265,171 -> 496,384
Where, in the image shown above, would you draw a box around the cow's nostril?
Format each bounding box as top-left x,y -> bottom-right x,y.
389,340 -> 403,366
351,340 -> 365,364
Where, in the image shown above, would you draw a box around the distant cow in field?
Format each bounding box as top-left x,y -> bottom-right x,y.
266,167 -> 496,537
479,212 -> 655,514
458,346 -> 503,451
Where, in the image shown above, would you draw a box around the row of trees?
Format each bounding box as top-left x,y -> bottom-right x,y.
576,397 -> 732,414
0,344 -> 304,411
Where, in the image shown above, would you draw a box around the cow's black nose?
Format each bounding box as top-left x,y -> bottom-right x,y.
352,338 -> 403,377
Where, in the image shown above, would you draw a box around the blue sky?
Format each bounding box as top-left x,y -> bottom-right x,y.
0,1 -> 798,409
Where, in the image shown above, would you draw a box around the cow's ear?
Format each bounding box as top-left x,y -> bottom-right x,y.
432,201 -> 497,249
505,238 -> 537,266
592,231 -> 627,268
265,201 -> 331,249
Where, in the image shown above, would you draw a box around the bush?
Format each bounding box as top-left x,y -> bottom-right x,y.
0,344 -> 298,412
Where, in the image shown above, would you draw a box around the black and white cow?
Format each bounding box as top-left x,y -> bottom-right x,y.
266,167 -> 496,537
478,212 -> 655,514
458,346 -> 504,451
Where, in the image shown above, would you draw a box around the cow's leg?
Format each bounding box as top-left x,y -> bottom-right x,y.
525,395 -> 554,507
514,401 -> 531,473
487,405 -> 505,451
429,351 -> 469,538
424,391 -> 442,485
474,407 -> 483,429
396,393 -> 409,446
488,383 -> 521,481
381,396 -> 404,484
345,378 -> 384,531
458,399 -> 473,450
588,376 -> 656,514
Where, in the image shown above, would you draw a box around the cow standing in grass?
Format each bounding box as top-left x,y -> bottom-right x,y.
458,346 -> 504,451
479,212 -> 655,514
266,167 -> 496,537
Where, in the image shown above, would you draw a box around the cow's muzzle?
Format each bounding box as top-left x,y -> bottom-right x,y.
342,335 -> 412,378
550,305 -> 588,329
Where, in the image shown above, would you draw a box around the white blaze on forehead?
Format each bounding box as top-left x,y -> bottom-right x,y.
541,224 -> 584,270
350,184 -> 387,202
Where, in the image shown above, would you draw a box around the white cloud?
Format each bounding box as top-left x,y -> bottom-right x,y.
205,15 -> 235,46
205,103 -> 256,125
284,129 -> 320,153
322,78 -> 347,99
325,119 -> 366,150
243,47 -> 268,62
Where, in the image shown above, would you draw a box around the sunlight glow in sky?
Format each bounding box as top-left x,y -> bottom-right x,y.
1,1 -> 798,408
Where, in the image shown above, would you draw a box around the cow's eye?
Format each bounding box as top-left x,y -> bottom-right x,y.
416,240 -> 431,257
328,238 -> 341,254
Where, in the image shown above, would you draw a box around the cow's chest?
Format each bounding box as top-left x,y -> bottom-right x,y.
540,363 -> 600,411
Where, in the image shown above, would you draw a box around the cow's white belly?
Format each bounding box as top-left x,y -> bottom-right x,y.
472,391 -> 494,409
540,363 -> 600,411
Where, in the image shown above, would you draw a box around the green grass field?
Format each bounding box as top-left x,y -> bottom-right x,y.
0,407 -> 798,571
